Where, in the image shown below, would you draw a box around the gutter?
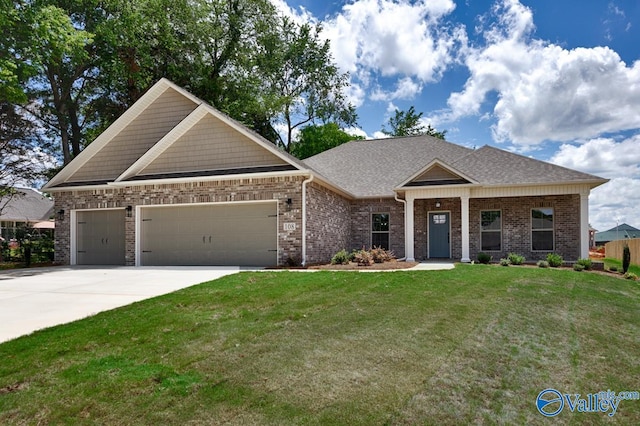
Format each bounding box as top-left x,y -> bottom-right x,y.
301,174 -> 314,266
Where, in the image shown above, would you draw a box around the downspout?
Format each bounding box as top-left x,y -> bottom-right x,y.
394,191 -> 407,261
301,173 -> 314,266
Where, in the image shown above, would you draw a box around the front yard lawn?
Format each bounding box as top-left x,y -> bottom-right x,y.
1,265 -> 639,424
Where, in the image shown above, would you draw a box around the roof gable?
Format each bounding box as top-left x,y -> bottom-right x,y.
45,79 -> 305,189
399,160 -> 476,188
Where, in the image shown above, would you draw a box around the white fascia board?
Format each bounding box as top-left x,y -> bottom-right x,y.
108,170 -> 313,188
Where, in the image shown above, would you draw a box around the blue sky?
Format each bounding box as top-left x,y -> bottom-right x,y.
273,0 -> 640,233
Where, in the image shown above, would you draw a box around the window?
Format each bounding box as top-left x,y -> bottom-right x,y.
432,214 -> 447,225
532,208 -> 554,251
372,213 -> 390,249
480,210 -> 501,251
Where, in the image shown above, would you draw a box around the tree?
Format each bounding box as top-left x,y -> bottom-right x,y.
290,123 -> 363,159
381,106 -> 446,139
254,17 -> 357,151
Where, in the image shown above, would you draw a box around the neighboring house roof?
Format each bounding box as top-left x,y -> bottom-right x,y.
594,223 -> 640,243
303,137 -> 608,198
0,188 -> 54,222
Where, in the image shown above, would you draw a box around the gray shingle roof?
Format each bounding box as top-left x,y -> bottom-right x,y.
0,188 -> 54,222
302,136 -> 473,197
303,138 -> 607,198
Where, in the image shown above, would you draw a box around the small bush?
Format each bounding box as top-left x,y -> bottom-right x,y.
575,258 -> 593,270
507,253 -> 525,265
353,249 -> 373,266
370,246 -> 395,263
573,263 -> 585,272
546,253 -> 563,267
609,265 -> 618,272
499,258 -> 510,266
477,252 -> 492,264
537,260 -> 550,268
623,244 -> 631,274
331,249 -> 350,265
624,272 -> 638,281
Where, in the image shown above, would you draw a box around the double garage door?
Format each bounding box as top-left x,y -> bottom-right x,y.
75,203 -> 277,266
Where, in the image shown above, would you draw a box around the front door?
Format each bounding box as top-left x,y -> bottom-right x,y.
428,212 -> 450,258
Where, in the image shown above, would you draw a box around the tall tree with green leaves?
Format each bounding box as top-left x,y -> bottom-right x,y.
290,123 -> 363,159
254,17 -> 356,151
381,106 -> 446,139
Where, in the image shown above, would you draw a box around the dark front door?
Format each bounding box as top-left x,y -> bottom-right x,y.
428,212 -> 450,258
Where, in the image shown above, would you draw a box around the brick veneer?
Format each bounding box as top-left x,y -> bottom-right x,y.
468,195 -> 581,262
304,182 -> 351,265
53,176 -> 304,266
350,198 -> 406,258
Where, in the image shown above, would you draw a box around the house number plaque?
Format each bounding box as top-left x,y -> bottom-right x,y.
283,223 -> 297,231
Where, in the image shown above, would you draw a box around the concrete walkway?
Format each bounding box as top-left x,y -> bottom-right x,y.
0,266 -> 245,343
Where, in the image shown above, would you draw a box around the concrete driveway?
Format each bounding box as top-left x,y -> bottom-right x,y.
0,266 -> 246,343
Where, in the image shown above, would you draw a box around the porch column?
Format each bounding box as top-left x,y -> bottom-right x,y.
460,194 -> 471,263
405,194 -> 415,262
580,189 -> 590,259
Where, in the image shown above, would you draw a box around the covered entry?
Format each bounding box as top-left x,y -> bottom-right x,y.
139,202 -> 277,266
76,210 -> 126,265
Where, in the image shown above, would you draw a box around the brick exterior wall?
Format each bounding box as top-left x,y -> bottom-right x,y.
304,182 -> 351,265
350,198 -> 406,258
53,176 -> 304,266
468,195 -> 581,262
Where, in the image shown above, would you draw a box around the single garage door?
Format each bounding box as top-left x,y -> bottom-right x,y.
140,202 -> 277,266
76,210 -> 126,265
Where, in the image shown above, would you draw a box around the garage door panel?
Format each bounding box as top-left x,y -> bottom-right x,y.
76,210 -> 125,265
141,203 -> 277,266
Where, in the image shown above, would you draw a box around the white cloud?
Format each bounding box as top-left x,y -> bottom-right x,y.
322,0 -> 463,105
370,77 -> 423,101
549,135 -> 640,231
432,0 -> 640,146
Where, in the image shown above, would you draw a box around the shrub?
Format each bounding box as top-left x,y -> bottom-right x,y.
477,252 -> 492,264
624,272 -> 638,281
546,253 -> 563,267
499,258 -> 510,266
353,249 -> 373,266
623,244 -> 631,274
609,265 -> 618,272
331,249 -> 350,265
507,253 -> 525,265
573,263 -> 585,272
576,258 -> 593,270
537,260 -> 549,268
370,246 -> 395,263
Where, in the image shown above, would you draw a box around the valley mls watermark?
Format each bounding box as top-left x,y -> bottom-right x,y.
536,388 -> 640,417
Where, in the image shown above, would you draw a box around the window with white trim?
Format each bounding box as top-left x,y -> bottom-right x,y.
532,208 -> 554,251
480,210 -> 501,251
372,213 -> 390,250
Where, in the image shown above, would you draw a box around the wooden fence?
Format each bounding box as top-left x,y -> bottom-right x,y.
605,238 -> 640,265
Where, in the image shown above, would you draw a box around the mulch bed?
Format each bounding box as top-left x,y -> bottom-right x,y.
308,260 -> 419,270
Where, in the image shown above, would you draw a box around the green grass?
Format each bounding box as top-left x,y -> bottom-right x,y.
1,265 -> 639,424
604,257 -> 640,275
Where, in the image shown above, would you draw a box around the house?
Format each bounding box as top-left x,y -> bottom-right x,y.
0,188 -> 54,240
594,223 -> 640,246
43,79 -> 608,266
